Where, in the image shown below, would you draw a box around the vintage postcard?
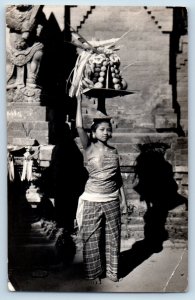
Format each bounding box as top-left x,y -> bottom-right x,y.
7,5 -> 188,292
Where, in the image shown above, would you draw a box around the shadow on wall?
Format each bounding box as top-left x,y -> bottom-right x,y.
119,142 -> 187,279
39,8 -> 78,143
169,7 -> 188,136
39,12 -> 66,106
39,9 -> 77,107
39,123 -> 88,233
37,9 -> 85,232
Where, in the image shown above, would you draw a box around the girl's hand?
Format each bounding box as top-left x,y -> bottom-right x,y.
119,186 -> 128,214
120,201 -> 128,215
77,93 -> 82,102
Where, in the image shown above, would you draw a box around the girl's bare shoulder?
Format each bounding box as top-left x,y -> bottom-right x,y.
107,145 -> 118,153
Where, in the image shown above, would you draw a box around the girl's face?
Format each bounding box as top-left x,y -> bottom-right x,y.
94,122 -> 112,143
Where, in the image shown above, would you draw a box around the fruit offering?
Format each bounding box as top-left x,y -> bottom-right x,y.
68,37 -> 128,98
81,51 -> 128,91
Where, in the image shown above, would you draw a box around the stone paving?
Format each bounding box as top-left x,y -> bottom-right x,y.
9,238 -> 188,293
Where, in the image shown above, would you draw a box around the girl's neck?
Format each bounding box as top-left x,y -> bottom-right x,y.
94,140 -> 108,150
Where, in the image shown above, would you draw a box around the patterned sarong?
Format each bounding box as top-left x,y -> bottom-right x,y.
82,200 -> 121,280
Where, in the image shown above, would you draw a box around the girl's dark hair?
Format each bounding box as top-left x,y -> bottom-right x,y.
90,118 -> 112,132
90,118 -> 112,141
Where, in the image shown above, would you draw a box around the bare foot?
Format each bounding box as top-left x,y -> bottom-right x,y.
106,273 -> 118,282
86,277 -> 101,284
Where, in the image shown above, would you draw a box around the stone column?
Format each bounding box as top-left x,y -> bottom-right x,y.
6,5 -> 48,147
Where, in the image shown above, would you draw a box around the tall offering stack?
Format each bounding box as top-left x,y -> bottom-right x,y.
80,50 -> 127,91
68,35 -> 128,98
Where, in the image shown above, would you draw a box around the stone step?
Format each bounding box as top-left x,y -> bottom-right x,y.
112,132 -> 177,143
124,205 -> 188,219
7,105 -> 47,122
121,230 -> 144,240
123,224 -> 144,231
7,137 -> 36,146
14,235 -> 56,244
122,215 -> 188,227
113,143 -> 140,153
83,119 -> 154,130
74,132 -> 177,149
8,132 -> 49,146
127,216 -> 144,225
116,113 -> 154,121
166,217 -> 188,225
155,113 -> 177,129
7,121 -> 48,131
121,222 -> 187,240
25,132 -> 183,164
8,129 -> 48,139
119,153 -> 143,166
163,239 -> 188,249
114,127 -> 156,133
83,111 -> 175,130
165,225 -> 188,240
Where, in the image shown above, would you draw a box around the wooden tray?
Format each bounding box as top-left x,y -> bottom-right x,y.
82,88 -> 136,98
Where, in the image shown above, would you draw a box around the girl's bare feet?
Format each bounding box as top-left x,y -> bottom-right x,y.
106,272 -> 118,282
86,277 -> 102,284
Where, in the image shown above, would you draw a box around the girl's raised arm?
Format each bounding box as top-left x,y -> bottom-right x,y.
76,94 -> 90,149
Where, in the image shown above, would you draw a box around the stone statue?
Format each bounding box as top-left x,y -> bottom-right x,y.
6,5 -> 46,102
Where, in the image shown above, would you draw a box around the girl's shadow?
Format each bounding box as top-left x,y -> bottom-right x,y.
119,142 -> 187,279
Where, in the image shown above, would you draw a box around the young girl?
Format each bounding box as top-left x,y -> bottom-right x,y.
76,94 -> 127,282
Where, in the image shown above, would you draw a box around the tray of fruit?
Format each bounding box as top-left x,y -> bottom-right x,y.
68,35 -> 134,99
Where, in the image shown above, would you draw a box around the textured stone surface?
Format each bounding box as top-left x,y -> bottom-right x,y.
7,105 -> 47,122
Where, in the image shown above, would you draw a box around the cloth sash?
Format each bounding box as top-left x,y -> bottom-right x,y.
76,189 -> 119,230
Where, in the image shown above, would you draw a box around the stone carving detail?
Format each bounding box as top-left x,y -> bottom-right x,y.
6,5 -> 45,103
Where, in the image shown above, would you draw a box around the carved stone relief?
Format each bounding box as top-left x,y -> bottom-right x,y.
6,5 -> 45,103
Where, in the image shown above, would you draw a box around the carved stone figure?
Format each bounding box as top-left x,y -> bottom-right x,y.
6,5 -> 45,102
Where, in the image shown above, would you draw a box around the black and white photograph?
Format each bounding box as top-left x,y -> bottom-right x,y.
6,4 -> 188,292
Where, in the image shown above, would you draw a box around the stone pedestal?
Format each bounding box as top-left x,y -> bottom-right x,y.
7,103 -> 49,146
9,220 -> 69,269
